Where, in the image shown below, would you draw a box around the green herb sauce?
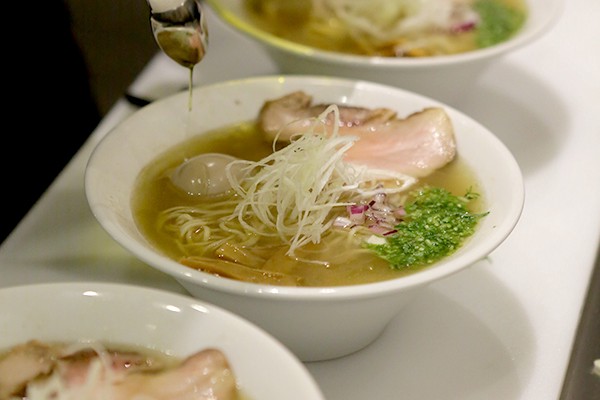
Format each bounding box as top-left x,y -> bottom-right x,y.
365,186 -> 489,269
475,0 -> 526,48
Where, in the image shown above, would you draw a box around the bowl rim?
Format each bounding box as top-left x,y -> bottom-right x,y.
85,75 -> 525,301
205,0 -> 565,68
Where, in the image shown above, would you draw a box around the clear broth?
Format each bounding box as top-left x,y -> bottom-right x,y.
132,120 -> 485,287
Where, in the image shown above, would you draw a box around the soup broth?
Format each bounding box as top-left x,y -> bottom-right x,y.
132,120 -> 485,287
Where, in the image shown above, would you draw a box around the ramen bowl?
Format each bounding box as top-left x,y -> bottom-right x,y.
0,282 -> 324,399
205,0 -> 563,104
85,75 -> 524,361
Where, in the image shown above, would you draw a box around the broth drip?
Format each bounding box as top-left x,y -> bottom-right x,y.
148,0 -> 208,110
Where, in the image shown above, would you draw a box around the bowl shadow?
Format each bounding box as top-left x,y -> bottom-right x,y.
307,261 -> 534,400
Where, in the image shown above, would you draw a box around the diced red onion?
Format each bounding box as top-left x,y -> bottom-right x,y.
339,192 -> 406,237
368,225 -> 391,235
451,21 -> 476,33
334,216 -> 353,228
348,204 -> 368,214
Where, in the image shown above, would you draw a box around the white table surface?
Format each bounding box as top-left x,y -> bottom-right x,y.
2,2 -> 599,399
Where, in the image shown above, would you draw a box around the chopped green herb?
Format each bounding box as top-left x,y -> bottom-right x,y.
365,186 -> 488,269
475,0 -> 526,48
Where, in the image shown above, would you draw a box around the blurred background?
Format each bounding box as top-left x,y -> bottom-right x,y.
66,0 -> 158,119
2,0 -> 158,243
67,0 -> 158,116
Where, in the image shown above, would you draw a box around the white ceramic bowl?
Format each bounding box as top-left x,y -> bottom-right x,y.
85,75 -> 524,361
205,0 -> 563,104
0,282 -> 324,399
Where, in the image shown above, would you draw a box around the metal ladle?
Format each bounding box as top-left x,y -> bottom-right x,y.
147,0 -> 208,109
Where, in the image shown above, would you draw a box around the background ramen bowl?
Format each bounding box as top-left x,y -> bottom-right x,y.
205,0 -> 563,104
0,282 -> 325,400
85,75 -> 524,361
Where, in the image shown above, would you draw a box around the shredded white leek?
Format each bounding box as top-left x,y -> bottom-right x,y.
25,342 -> 118,400
158,103 -> 419,258
226,104 -> 363,256
312,0 -> 476,41
26,359 -> 112,400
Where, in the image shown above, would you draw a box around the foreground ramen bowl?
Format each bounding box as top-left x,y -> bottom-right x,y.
85,76 -> 524,361
206,0 -> 563,104
0,282 -> 324,399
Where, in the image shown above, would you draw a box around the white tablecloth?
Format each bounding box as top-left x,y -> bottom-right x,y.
1,1 -> 599,399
